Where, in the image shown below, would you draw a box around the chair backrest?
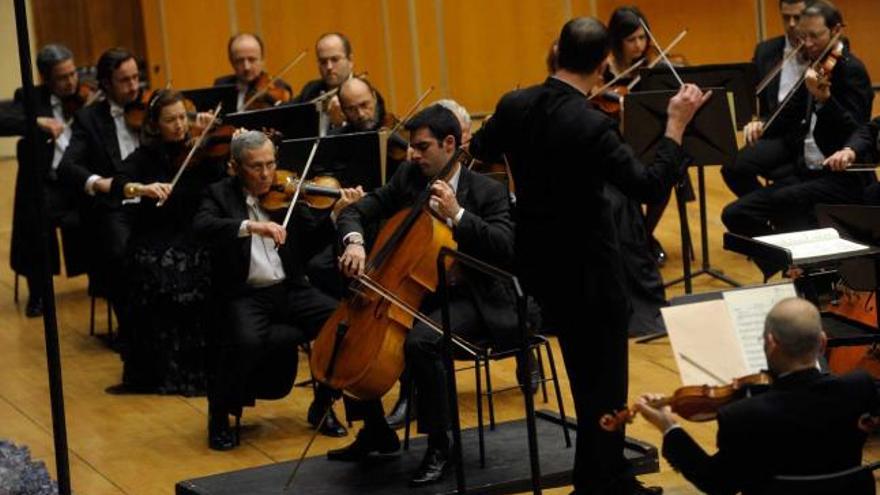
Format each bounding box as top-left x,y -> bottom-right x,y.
763,461 -> 880,495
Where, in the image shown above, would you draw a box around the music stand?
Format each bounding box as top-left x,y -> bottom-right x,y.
816,204 -> 880,292
182,84 -> 237,115
223,102 -> 321,141
624,88 -> 739,305
278,130 -> 390,190
637,62 -> 758,129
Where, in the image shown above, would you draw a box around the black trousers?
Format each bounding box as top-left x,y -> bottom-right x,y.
555,306 -> 630,495
722,171 -> 868,238
210,281 -> 336,414
721,137 -> 797,197
345,292 -> 484,442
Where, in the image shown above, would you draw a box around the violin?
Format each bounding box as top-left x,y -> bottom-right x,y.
123,88 -> 154,133
599,372 -> 772,431
260,169 -> 342,211
61,79 -> 100,121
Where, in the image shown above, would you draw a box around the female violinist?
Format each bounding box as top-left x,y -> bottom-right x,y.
632,298 -> 878,494
107,89 -> 227,395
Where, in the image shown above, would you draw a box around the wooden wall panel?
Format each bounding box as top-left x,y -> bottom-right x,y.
162,0 -> 232,88
440,0 -> 567,113
596,0 -> 758,67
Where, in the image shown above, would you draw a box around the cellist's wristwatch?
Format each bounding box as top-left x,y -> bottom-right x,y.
345,234 -> 364,247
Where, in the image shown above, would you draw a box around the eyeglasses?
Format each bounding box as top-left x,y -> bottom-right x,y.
242,161 -> 276,173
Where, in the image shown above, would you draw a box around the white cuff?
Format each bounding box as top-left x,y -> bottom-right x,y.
453,207 -> 466,226
85,174 -> 101,196
342,232 -> 364,245
238,220 -> 251,238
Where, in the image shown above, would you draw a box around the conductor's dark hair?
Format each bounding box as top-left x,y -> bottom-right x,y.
607,6 -> 651,64
36,44 -> 74,80
96,47 -> 136,91
803,0 -> 843,29
556,17 -> 610,75
405,104 -> 462,148
227,33 -> 265,61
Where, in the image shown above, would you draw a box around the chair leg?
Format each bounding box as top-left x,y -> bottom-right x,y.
535,344 -> 549,403
106,299 -> 114,338
484,356 -> 496,431
474,355 -> 486,468
403,375 -> 413,451
544,339 -> 572,447
14,273 -> 20,304
234,414 -> 242,446
89,295 -> 96,336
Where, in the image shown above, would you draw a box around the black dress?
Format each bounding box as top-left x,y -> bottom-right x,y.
111,141 -> 227,395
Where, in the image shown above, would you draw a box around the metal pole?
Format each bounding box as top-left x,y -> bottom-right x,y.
12,1 -> 71,493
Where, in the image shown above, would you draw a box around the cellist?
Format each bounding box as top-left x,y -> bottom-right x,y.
329,105 -> 517,487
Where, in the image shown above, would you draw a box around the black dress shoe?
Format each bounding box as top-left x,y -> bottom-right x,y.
307,400 -> 348,437
208,413 -> 236,451
327,427 -> 400,461
25,296 -> 43,318
384,397 -> 414,430
409,447 -> 449,486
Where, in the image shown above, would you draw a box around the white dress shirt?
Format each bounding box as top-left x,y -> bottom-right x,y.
85,100 -> 140,195
49,94 -> 72,171
778,37 -> 808,104
239,194 -> 287,287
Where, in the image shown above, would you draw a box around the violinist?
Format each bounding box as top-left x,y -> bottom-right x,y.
602,6 -> 651,91
636,298 -> 879,495
213,33 -> 293,112
721,1 -> 874,277
104,89 -> 226,395
57,47 -> 142,331
328,105 -> 517,488
468,17 -> 710,494
824,115 -> 880,203
192,130 -> 357,449
0,43 -> 89,317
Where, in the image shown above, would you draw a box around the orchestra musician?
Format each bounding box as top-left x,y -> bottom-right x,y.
56,47 -> 143,335
213,33 -> 293,112
192,130 -> 357,450
636,298 -> 879,495
0,43 -> 89,317
824,115 -> 880,203
721,0 -> 874,276
106,89 -> 227,395
722,0 -> 809,196
468,17 -> 710,494
327,104 -> 519,487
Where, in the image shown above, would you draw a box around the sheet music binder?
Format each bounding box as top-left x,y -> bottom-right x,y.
277,130 -> 390,190
223,102 -> 321,141
182,85 -> 237,115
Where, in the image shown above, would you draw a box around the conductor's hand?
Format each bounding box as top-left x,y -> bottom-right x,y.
634,394 -> 677,433
665,84 -> 713,145
139,182 -> 173,201
339,243 -> 366,278
744,119 -> 765,146
248,220 -> 287,245
824,148 -> 856,171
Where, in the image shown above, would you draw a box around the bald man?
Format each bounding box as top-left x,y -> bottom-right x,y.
214,33 -> 293,112
637,297 -> 878,494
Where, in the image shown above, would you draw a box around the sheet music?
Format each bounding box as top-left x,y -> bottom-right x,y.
755,228 -> 868,261
722,284 -> 797,373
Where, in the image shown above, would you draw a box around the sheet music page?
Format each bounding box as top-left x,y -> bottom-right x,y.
786,238 -> 869,261
722,283 -> 797,373
662,301 -> 750,386
755,228 -> 840,248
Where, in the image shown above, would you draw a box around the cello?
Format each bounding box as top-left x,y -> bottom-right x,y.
309,147 -> 475,400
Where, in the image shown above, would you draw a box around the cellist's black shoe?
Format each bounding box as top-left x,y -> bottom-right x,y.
307,400 -> 348,437
409,447 -> 449,486
385,396 -> 414,430
208,413 -> 236,451
25,296 -> 43,318
327,427 -> 400,461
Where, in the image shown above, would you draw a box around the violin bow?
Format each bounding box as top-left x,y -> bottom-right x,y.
242,50 -> 306,110
307,71 -> 370,105
626,28 -> 688,91
590,58 -> 645,99
756,41 -> 804,95
638,20 -> 686,88
280,137 -> 321,230
387,86 -> 435,136
156,101 -> 222,207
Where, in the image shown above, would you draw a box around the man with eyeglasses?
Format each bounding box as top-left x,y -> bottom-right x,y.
721,0 -> 873,277
193,130 -> 362,450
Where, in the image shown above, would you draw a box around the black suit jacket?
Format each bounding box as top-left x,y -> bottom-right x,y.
193,176 -> 329,298
845,117 -> 880,163
336,162 -> 519,347
57,99 -> 128,207
213,73 -> 293,112
663,369 -> 878,495
469,77 -> 688,326
753,36 -> 787,119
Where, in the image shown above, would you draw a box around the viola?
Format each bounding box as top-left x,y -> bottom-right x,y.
243,72 -> 292,110
260,169 -> 342,211
61,79 -> 100,121
123,88 -> 154,133
599,372 -> 772,431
